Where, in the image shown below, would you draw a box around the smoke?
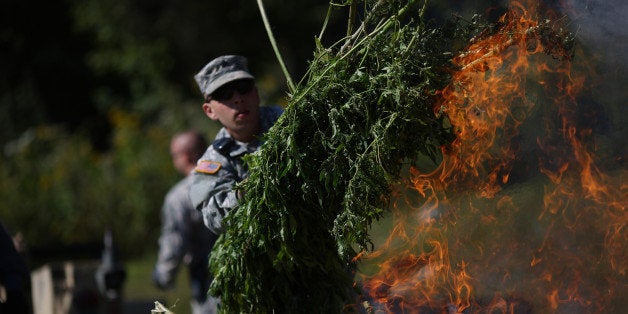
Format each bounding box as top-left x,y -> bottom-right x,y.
561,0 -> 628,69
552,0 -> 627,172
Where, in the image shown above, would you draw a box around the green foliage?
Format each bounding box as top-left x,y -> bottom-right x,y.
0,110 -> 176,257
1,126 -> 101,244
69,0 -> 346,115
208,0 -> 480,312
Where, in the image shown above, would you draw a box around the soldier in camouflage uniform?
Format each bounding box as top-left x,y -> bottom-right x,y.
152,130 -> 220,314
190,55 -> 283,235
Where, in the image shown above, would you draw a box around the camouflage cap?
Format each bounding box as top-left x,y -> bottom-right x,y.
194,55 -> 255,99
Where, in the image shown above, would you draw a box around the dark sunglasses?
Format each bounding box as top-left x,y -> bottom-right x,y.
210,79 -> 255,101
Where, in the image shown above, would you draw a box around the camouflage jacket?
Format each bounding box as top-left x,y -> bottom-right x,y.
190,105 -> 283,234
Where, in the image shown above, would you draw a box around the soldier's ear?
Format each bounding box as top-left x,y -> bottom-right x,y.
202,102 -> 218,121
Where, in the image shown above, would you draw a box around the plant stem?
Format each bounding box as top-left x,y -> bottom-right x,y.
256,0 -> 296,93
347,0 -> 356,37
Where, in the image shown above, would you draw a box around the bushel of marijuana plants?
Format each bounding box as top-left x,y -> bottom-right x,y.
207,0 -> 476,312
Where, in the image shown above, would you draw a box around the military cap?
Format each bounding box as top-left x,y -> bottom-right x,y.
194,55 -> 255,99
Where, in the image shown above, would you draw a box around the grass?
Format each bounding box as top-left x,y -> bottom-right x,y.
123,251 -> 192,314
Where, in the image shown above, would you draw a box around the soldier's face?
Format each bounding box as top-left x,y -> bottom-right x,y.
203,80 -> 261,142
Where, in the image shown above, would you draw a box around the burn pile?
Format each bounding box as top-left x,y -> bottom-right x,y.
206,0 -> 625,313
360,1 -> 625,313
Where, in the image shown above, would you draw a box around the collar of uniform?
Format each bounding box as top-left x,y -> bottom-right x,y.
214,129 -> 260,157
229,139 -> 260,157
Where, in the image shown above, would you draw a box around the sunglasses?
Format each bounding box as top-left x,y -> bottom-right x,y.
210,79 -> 255,101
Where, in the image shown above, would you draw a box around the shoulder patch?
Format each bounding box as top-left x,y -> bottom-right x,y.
195,160 -> 222,174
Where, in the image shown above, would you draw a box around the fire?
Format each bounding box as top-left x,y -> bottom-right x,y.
359,1 -> 626,313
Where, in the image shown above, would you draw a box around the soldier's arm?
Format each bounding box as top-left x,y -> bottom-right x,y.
189,152 -> 240,234
153,184 -> 187,289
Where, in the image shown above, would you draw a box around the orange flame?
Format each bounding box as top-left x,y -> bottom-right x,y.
359,1 -> 626,313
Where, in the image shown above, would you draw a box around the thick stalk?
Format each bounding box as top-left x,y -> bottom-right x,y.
347,0 -> 356,37
256,0 -> 296,93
